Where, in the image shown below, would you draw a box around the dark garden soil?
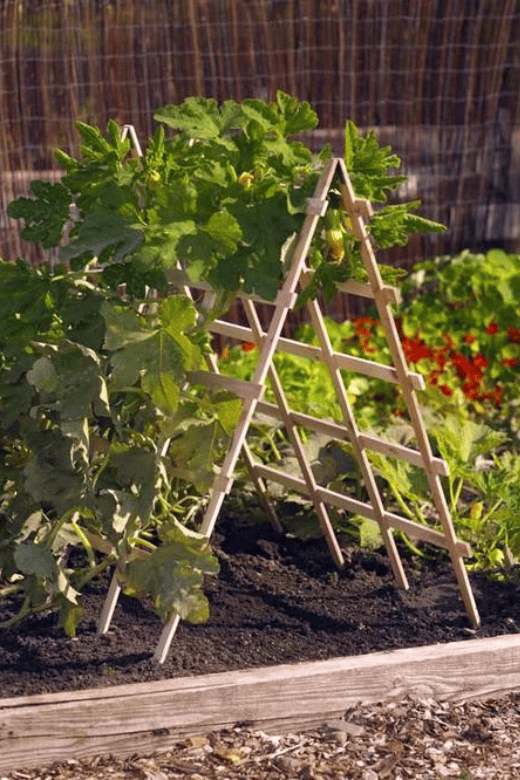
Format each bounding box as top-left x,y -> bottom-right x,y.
2,506 -> 520,700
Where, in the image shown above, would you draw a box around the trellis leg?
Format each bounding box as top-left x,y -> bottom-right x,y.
97,571 -> 121,634
239,444 -> 285,533
153,158 -> 340,662
154,615 -> 182,664
241,297 -> 345,568
303,294 -> 408,589
339,159 -> 480,628
204,351 -> 284,534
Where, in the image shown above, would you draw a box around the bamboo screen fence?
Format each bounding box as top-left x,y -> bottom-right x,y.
1,0 -> 519,268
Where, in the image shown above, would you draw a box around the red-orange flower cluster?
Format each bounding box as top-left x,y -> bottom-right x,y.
401,334 -> 435,363
352,318 -> 513,409
352,316 -> 377,353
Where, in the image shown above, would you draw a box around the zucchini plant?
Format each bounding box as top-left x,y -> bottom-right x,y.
0,92 -> 444,634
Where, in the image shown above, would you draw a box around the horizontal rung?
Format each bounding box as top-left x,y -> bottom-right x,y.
211,320 -> 255,341
314,486 -> 377,519
256,400 -> 349,437
251,464 -> 469,556
336,279 -> 401,306
253,464 -> 310,495
254,464 -> 378,520
382,510 -> 472,557
358,433 -> 449,477
254,402 -> 448,477
186,371 -> 263,401
211,320 -> 425,390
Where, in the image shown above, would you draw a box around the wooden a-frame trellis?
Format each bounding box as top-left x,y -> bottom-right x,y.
97,151 -> 481,662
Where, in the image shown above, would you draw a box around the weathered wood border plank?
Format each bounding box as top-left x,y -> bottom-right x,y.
1,634 -> 520,772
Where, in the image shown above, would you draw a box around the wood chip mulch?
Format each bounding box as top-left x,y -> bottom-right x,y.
3,693 -> 520,780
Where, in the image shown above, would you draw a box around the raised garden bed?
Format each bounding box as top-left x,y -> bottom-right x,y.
2,513 -> 520,772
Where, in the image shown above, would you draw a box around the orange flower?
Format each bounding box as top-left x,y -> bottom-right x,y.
241,341 -> 257,352
494,384 -> 503,408
502,357 -> 518,368
451,353 -> 477,380
352,316 -> 378,353
439,384 -> 453,396
401,334 -> 434,363
463,334 -> 476,344
473,353 -> 488,370
507,328 -> 520,344
443,333 -> 455,349
354,316 -> 377,329
353,316 -> 377,341
486,322 -> 499,335
462,382 -> 479,400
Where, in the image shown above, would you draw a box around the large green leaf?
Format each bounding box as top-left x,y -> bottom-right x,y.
0,259 -> 61,343
154,96 -> 241,149
101,303 -> 151,351
26,356 -> 59,393
14,541 -> 57,578
204,211 -> 242,252
142,371 -> 180,415
7,180 -> 71,248
23,432 -> 87,515
60,211 -> 144,266
53,343 -> 109,420
276,90 -> 319,135
431,417 -> 507,471
344,120 -> 407,202
168,420 -> 219,493
123,539 -> 219,623
369,202 -> 446,248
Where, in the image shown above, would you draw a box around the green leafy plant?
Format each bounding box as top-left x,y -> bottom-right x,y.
370,414 -> 520,571
9,92 -> 323,304
0,259 -> 235,633
398,248 -> 520,434
1,92 -> 448,633
297,121 -> 446,306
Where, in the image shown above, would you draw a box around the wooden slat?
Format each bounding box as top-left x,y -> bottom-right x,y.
186,370 -> 263,400
380,509 -> 472,556
254,400 -> 448,477
253,462 -> 311,496
335,279 -> 401,305
252,464 -> 469,556
2,635 -> 520,772
211,320 -> 425,390
358,432 -> 450,477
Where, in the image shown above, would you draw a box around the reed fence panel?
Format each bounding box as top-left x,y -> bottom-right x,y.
1,0 -> 519,277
